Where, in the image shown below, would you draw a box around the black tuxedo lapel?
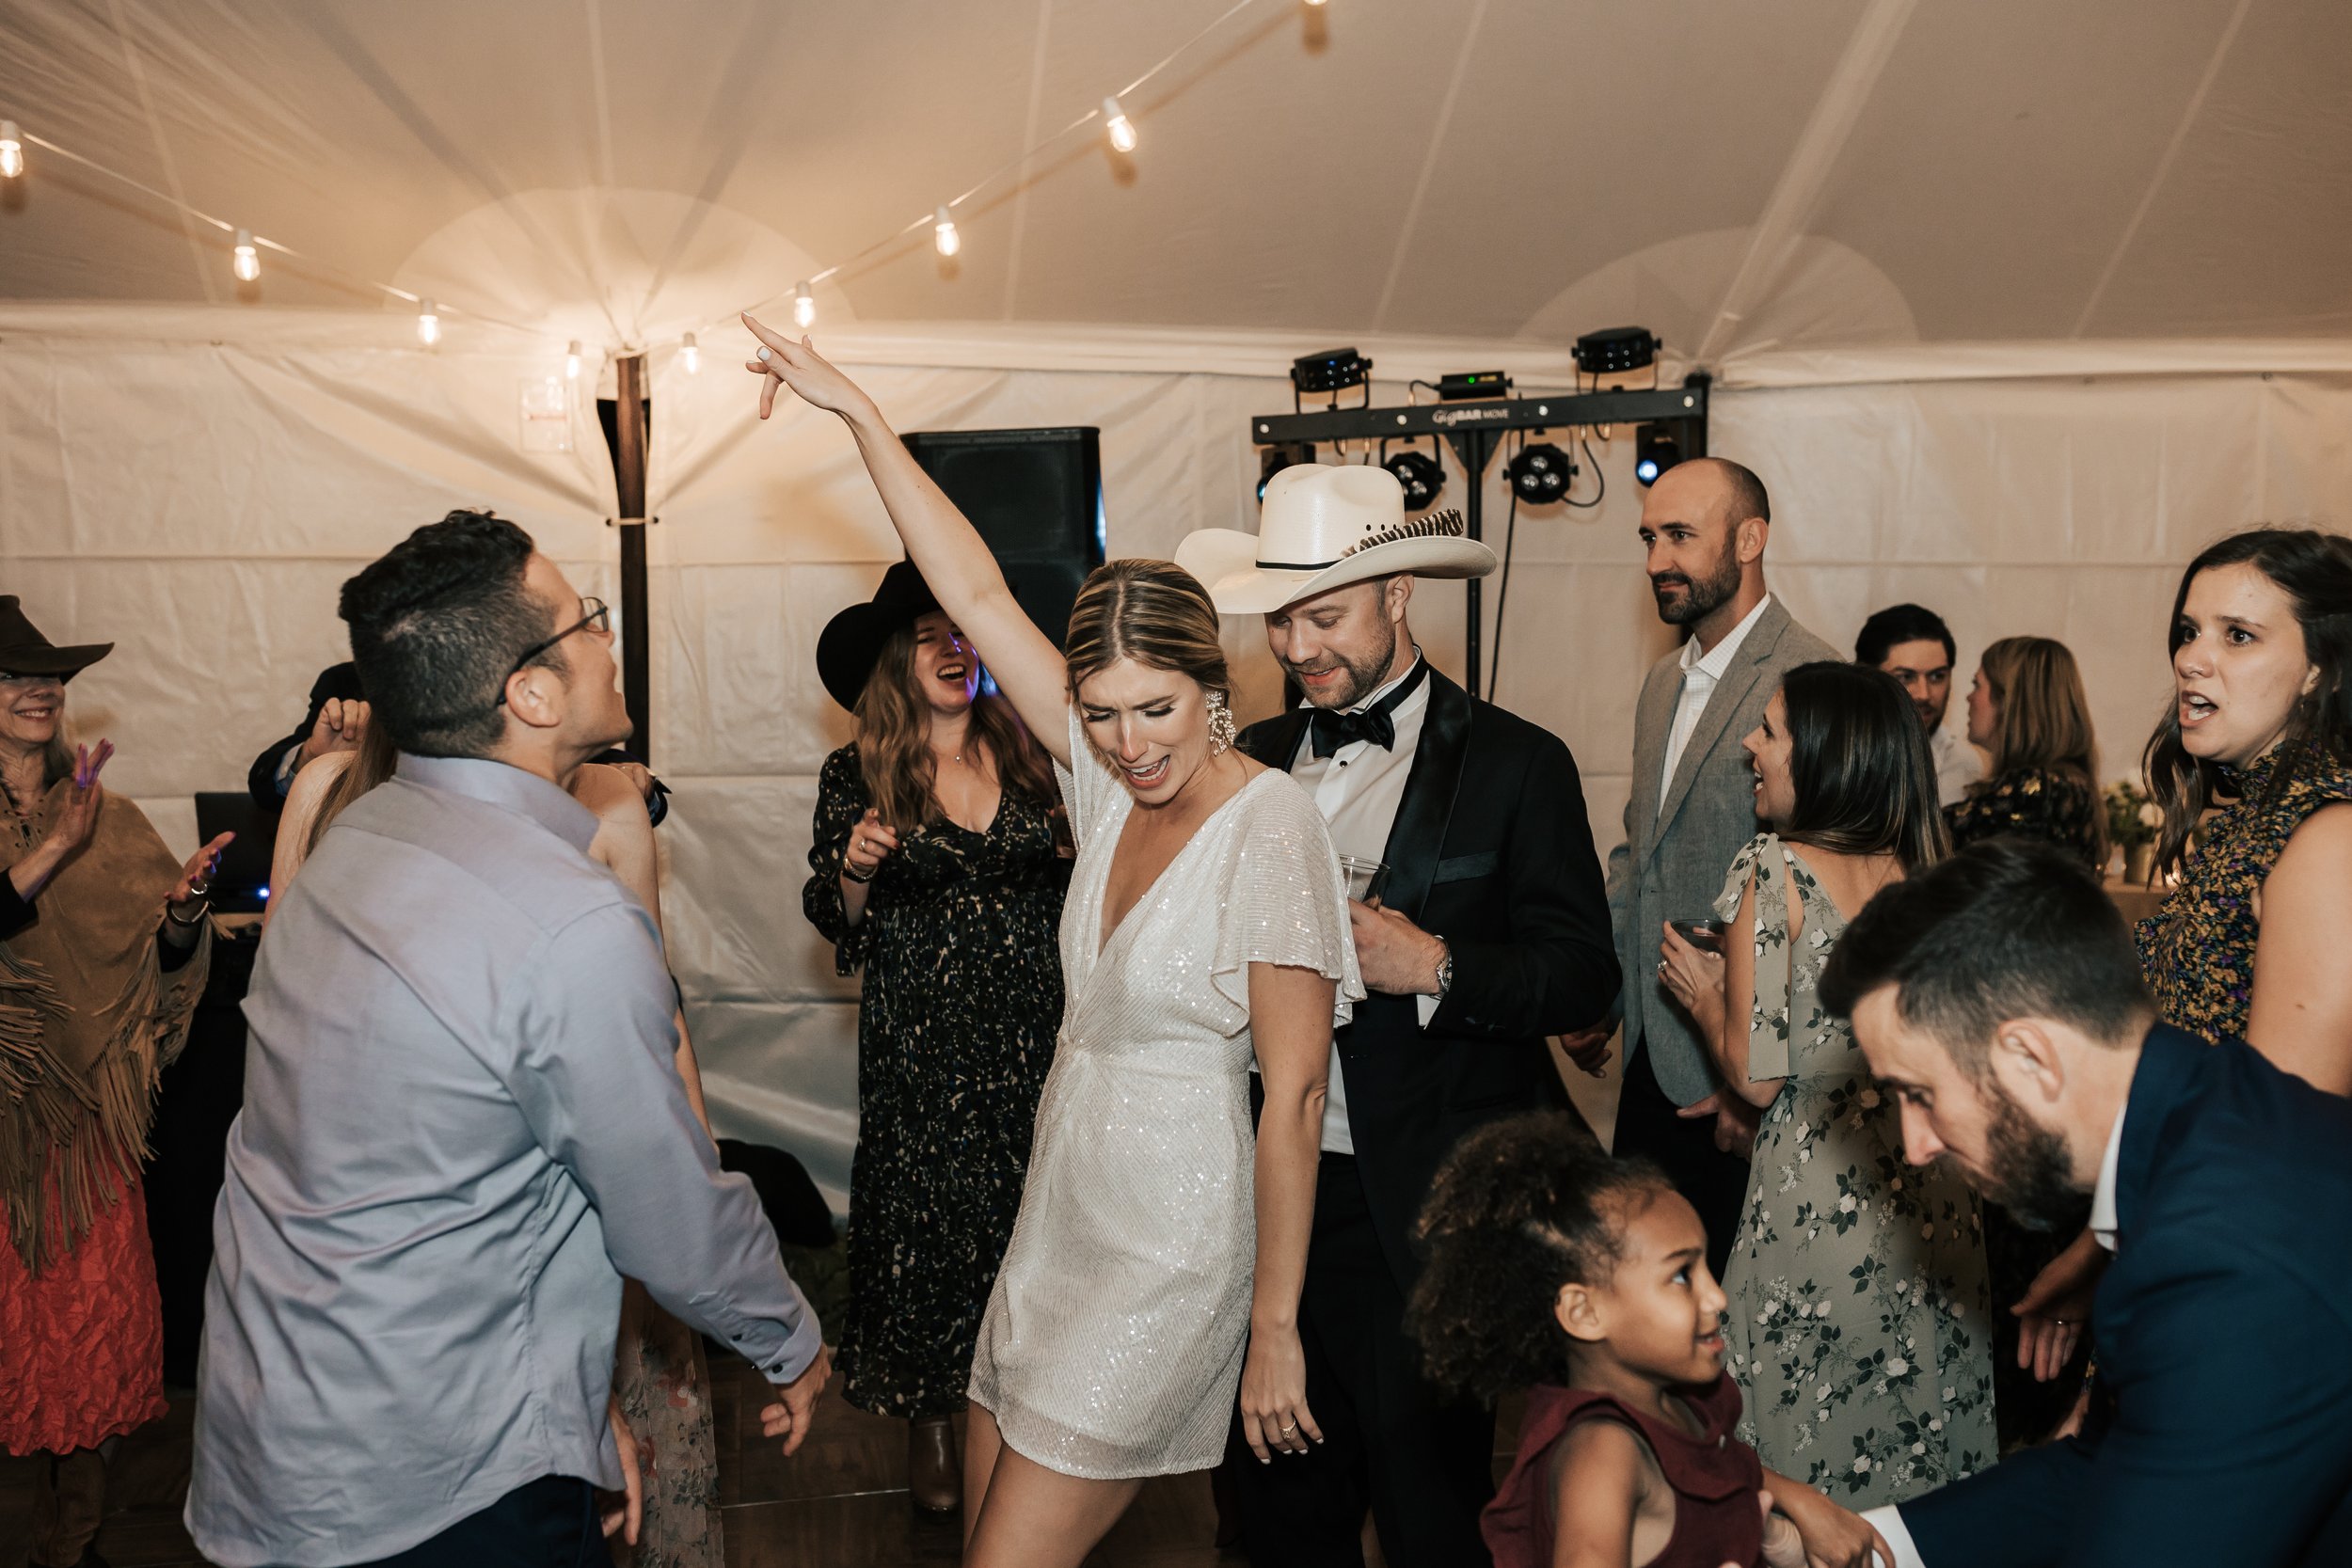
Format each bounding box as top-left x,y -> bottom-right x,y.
1378,669 -> 1471,926
1239,708 -> 1311,771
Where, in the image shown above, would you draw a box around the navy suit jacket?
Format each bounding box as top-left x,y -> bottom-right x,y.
1904,1024 -> 2352,1568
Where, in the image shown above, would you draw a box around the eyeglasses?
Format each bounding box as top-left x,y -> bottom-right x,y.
497,597 -> 611,705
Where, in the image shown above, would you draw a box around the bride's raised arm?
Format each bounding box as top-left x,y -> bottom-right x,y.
741,315 -> 1073,766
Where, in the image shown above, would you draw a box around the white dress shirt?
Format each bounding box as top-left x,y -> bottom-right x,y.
1287,654 -> 1434,1154
1931,727 -> 1986,809
1864,1104 -> 2131,1568
1659,594 -> 1772,815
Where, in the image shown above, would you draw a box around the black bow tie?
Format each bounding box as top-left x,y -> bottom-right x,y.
1308,658 -> 1428,759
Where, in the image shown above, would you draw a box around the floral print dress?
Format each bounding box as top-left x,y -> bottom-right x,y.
1945,767 -> 2104,870
2137,743 -> 2352,1044
1714,835 -> 1996,1507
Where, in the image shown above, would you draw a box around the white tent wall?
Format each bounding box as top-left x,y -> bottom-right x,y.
3,311 -> 2344,1210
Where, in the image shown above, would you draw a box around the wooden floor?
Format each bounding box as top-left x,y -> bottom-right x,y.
1,1359 -> 1235,1568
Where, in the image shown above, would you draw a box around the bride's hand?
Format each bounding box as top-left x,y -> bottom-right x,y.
740,314 -> 877,423
1238,1324 -> 1321,1464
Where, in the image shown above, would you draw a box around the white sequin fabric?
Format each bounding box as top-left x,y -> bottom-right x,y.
966,710 -> 1363,1479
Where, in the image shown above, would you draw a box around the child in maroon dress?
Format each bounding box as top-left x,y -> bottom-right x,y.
1407,1113 -> 1886,1568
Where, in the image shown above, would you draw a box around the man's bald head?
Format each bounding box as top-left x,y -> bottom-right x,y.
1638,457 -> 1773,640
1664,456 -> 1771,531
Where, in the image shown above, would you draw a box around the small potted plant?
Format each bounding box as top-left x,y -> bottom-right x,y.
2106,781 -> 2165,885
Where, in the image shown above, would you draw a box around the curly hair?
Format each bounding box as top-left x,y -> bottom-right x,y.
1406,1112 -> 1673,1402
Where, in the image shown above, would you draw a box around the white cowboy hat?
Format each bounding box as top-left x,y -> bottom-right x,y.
1175,464 -> 1496,615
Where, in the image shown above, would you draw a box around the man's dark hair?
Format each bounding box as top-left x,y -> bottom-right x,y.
1696,456 -> 1771,528
1819,837 -> 2151,1076
338,510 -> 556,758
1855,603 -> 1957,668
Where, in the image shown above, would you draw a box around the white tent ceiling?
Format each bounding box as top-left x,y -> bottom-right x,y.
4,0 -> 2348,361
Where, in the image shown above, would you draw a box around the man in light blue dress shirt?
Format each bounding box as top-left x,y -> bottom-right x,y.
189,513 -> 827,1567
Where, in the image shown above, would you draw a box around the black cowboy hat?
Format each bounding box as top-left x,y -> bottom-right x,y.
817,560 -> 946,712
0,596 -> 113,679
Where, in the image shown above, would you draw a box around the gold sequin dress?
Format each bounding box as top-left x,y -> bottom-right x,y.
967,711 -> 1362,1479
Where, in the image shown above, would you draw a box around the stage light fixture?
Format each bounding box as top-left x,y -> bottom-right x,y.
232,229 -> 261,283
1381,442 -> 1445,512
1505,441 -> 1576,505
1573,325 -> 1660,376
680,331 -> 699,373
416,299 -> 440,347
934,205 -> 961,258
1103,97 -> 1137,153
793,280 -> 817,329
566,341 -> 584,380
1291,347 -> 1371,398
1633,423 -> 1682,486
1257,441 -> 1315,502
0,122 -> 23,180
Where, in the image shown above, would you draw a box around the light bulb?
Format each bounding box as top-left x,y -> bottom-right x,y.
793,280 -> 817,330
1305,0 -> 1327,7
417,299 -> 440,346
0,122 -> 23,180
681,331 -> 700,374
565,340 -> 584,380
1103,97 -> 1137,154
232,228 -> 260,283
933,204 -> 960,258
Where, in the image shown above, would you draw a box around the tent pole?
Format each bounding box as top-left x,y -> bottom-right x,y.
612,353 -> 652,761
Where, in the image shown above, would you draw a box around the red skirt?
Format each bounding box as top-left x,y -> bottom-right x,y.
0,1164 -> 167,1455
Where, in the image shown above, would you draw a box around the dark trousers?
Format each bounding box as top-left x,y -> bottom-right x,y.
1224,1152 -> 1496,1568
355,1476 -> 611,1568
1612,1038 -> 1751,1282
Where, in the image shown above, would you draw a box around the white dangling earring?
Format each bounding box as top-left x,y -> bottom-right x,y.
1207,689 -> 1237,755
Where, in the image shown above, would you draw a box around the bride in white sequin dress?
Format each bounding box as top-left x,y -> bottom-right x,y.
744,319 -> 1363,1566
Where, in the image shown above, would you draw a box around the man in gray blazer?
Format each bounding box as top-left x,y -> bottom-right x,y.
1564,457 -> 1839,1275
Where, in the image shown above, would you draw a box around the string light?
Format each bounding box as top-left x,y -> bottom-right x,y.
1103,97 -> 1137,153
793,280 -> 817,330
1305,0 -> 1328,7
933,204 -> 961,259
565,340 -> 584,380
231,228 -> 261,283
416,298 -> 440,346
680,331 -> 700,373
0,122 -> 23,180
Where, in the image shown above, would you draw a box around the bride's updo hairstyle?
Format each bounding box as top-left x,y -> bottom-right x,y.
1063,559 -> 1232,709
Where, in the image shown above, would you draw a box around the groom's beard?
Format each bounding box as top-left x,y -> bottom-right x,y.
1970,1081 -> 2091,1234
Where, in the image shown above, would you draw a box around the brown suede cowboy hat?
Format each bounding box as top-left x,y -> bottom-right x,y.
0,596 -> 113,679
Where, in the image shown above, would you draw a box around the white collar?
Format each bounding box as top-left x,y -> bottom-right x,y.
1678,593 -> 1772,681
2089,1105 -> 2127,1253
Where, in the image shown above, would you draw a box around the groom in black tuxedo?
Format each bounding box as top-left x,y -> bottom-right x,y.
1180,465 -> 1620,1566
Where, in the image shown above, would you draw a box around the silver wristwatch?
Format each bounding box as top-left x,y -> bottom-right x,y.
1433,938 -> 1454,1001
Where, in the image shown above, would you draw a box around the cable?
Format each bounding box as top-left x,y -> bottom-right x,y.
1487,444 -> 1521,703
1564,434 -> 1607,509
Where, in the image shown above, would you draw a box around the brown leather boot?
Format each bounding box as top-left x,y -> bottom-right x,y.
907,1414 -> 961,1514
29,1447 -> 109,1568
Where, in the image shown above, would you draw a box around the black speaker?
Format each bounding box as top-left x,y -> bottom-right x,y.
900,426 -> 1104,650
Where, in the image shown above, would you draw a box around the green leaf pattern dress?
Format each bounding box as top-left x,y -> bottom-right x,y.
1713,834 -> 1997,1507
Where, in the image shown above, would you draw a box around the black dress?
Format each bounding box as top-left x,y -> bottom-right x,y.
1945,766 -> 2105,870
1944,763 -> 2104,1447
803,744 -> 1065,1417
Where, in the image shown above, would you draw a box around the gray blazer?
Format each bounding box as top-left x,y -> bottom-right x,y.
1604,595 -> 1842,1106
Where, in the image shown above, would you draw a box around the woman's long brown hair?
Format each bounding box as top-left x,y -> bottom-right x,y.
854,623 -> 1057,832
303,718 -> 398,861
1977,636 -> 2100,787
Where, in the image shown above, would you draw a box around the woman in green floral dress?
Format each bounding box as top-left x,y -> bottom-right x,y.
1660,663 -> 1994,1508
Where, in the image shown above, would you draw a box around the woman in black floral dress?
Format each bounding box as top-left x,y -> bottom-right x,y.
1943,634 -> 2106,1445
803,562 -> 1065,1514
1946,636 -> 2106,871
